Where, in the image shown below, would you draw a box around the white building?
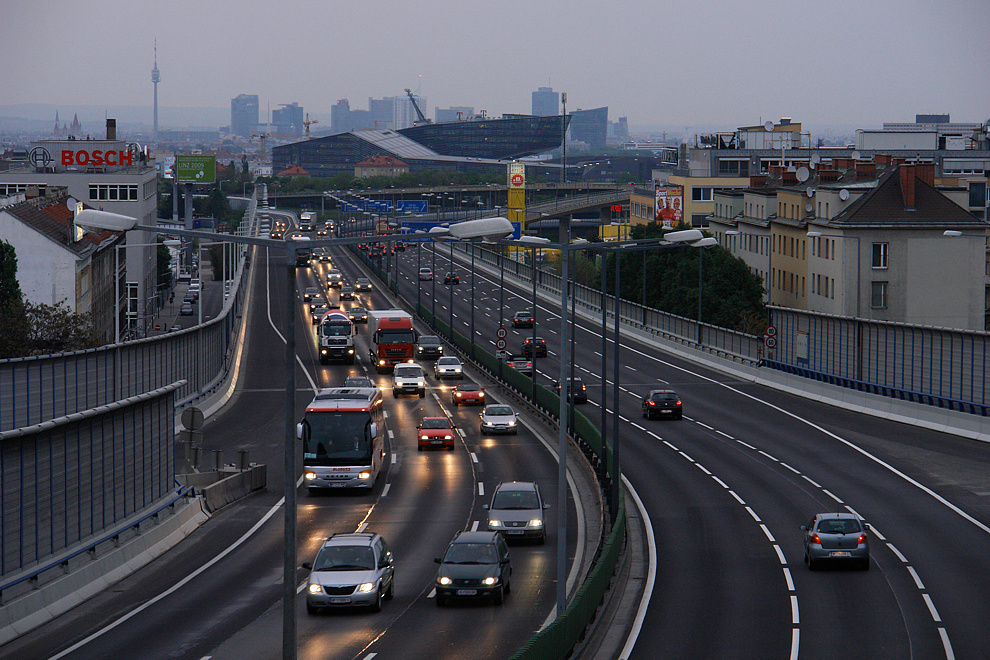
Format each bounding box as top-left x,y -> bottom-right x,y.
0,124 -> 159,338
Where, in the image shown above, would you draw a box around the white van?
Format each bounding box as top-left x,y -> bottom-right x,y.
392,363 -> 426,398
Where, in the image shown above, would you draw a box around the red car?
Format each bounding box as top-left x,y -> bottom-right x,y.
418,417 -> 456,450
452,382 -> 485,406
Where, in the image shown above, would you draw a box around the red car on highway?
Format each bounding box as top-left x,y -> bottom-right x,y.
418,417 -> 456,450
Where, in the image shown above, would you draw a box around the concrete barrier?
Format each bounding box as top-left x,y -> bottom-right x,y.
0,497 -> 209,646
179,464 -> 267,513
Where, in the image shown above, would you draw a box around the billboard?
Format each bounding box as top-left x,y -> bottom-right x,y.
162,156 -> 176,179
176,155 -> 216,184
508,162 -> 525,189
654,184 -> 683,229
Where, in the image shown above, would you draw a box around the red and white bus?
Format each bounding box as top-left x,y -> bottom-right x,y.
297,387 -> 385,492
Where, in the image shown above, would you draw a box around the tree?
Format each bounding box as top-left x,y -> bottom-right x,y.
22,301 -> 100,355
0,240 -> 28,358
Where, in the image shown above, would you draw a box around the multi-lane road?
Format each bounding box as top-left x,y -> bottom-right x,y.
7,216 -> 990,659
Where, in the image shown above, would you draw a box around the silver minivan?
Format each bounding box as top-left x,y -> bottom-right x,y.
303,532 -> 394,613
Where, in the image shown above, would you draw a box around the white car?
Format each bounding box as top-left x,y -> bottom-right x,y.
434,356 -> 463,380
392,363 -> 426,398
418,268 -> 433,281
480,404 -> 518,435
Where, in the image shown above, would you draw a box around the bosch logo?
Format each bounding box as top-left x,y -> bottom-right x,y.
29,147 -> 53,169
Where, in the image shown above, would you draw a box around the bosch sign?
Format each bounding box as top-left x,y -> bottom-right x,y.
61,149 -> 133,167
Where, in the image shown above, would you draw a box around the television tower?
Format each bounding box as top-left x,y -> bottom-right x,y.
151,40 -> 160,139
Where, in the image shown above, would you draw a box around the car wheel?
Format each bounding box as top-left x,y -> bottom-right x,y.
452,399 -> 459,406
807,556 -> 817,571
435,591 -> 445,607
447,444 -> 455,451
417,445 -> 423,451
861,558 -> 871,571
306,602 -> 318,615
370,586 -> 382,612
385,577 -> 394,600
419,389 -> 425,398
676,412 -> 683,420
492,585 -> 504,605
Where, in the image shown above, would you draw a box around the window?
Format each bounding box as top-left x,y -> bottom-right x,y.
871,281 -> 888,309
718,159 -> 748,176
89,184 -> 138,201
692,187 -> 714,202
872,243 -> 888,269
691,213 -> 708,228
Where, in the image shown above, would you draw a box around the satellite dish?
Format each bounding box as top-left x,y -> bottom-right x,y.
806,187 -> 815,197
796,167 -> 810,182
764,121 -> 774,132
839,189 -> 850,201
810,153 -> 821,164
805,204 -> 814,213
65,197 -> 78,210
851,150 -> 861,160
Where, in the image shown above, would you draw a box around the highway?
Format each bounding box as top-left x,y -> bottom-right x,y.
6,218 -> 579,660
401,238 -> 990,659
7,215 -> 990,659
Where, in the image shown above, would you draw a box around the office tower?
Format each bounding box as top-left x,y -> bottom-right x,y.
231,94 -> 260,137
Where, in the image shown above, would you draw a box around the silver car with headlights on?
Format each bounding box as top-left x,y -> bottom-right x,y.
480,404 -> 518,435
484,481 -> 549,544
303,532 -> 394,613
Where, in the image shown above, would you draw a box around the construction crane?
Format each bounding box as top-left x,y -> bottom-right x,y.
303,113 -> 319,139
404,88 -> 432,125
251,131 -> 303,160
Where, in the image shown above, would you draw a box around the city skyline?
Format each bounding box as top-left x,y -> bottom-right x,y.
1,0 -> 987,133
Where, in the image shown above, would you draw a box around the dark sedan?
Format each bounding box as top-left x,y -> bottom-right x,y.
642,389 -> 682,419
521,337 -> 547,357
444,272 -> 460,285
511,310 -> 534,329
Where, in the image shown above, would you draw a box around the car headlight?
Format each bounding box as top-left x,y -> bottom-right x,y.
358,471 -> 371,479
488,519 -> 503,528
308,583 -> 323,594
421,435 -> 430,440
379,359 -> 386,366
483,577 -> 497,586
507,420 -> 516,426
347,349 -> 354,354
417,380 -> 425,387
357,582 -> 375,593
320,349 -> 327,355
443,435 -> 452,440
304,471 -> 317,480
529,519 -> 543,528
438,576 -> 451,586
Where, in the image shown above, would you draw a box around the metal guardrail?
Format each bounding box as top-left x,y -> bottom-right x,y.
0,484 -> 195,605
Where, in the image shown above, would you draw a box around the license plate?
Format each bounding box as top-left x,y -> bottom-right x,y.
330,597 -> 351,603
506,530 -> 524,535
455,589 -> 477,596
830,551 -> 851,557
330,483 -> 347,488
431,440 -> 442,444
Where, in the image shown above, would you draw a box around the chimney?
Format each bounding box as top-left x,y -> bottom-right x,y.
106,118 -> 116,140
900,165 -> 916,210
916,164 -> 935,188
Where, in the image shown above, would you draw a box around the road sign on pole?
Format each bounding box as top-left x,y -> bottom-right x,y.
496,327 -> 507,339
496,339 -> 507,350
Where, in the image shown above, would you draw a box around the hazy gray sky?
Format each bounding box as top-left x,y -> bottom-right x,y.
3,0 -> 988,129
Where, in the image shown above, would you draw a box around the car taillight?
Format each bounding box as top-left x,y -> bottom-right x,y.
857,534 -> 868,544
810,534 -> 821,544
676,400 -> 682,405
648,401 -> 655,406
581,384 -> 587,391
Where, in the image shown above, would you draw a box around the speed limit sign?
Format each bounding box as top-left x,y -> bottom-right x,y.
496,327 -> 507,339
765,325 -> 777,337
496,339 -> 507,350
765,336 -> 777,349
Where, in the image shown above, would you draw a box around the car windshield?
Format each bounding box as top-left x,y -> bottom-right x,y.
394,367 -> 422,378
420,337 -> 440,345
438,358 -> 459,365
818,519 -> 862,534
313,546 -> 376,571
652,392 -> 677,401
458,384 -> 481,391
444,542 -> 497,564
486,406 -> 513,416
492,490 -> 540,510
344,378 -> 372,387
420,419 -> 450,429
